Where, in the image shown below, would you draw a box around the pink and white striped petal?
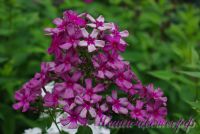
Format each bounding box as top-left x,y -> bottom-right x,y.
94,40 -> 105,47
87,23 -> 97,28
120,30 -> 129,37
80,108 -> 87,118
88,45 -> 96,52
81,28 -> 89,38
98,23 -> 113,31
53,18 -> 63,26
90,29 -> 99,38
97,15 -> 105,22
119,107 -> 128,114
89,107 -> 97,117
86,14 -> 96,22
79,41 -> 88,46
60,43 -> 72,50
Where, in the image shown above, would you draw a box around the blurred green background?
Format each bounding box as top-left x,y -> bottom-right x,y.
0,0 -> 200,134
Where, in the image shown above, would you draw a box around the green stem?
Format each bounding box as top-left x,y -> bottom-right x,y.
48,109 -> 62,134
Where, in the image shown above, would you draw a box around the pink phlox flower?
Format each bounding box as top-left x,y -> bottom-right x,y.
47,34 -> 63,58
124,85 -> 138,95
59,23 -> 82,50
126,83 -> 143,95
56,71 -> 83,99
44,17 -> 66,35
13,88 -> 37,112
83,78 -> 104,103
63,10 -> 86,27
92,53 -> 114,79
41,62 -> 55,73
86,14 -> 112,31
104,35 -> 127,52
106,90 -> 129,114
110,23 -> 129,38
79,28 -> 105,52
43,92 -> 59,107
95,103 -> 111,126
146,101 -> 167,124
106,52 -> 126,69
115,68 -> 133,90
146,84 -> 167,106
55,50 -> 80,74
75,96 -> 97,118
61,104 -> 87,129
44,19 -> 64,35
128,100 -> 146,121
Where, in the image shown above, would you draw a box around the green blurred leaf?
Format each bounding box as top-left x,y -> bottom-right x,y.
1,104 -> 15,134
0,57 -> 8,63
109,0 -> 122,5
76,126 -> 92,134
186,101 -> 200,110
148,70 -> 175,81
179,71 -> 200,79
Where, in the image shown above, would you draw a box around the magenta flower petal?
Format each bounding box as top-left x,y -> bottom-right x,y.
68,121 -> 78,129
75,96 -> 84,105
13,102 -> 24,110
72,71 -> 82,82
93,84 -> 104,93
53,18 -> 63,26
80,108 -> 87,118
91,94 -> 102,103
85,79 -> 92,89
89,107 -> 96,117
61,118 -> 71,126
60,43 -> 72,50
119,107 -> 128,114
106,96 -> 114,103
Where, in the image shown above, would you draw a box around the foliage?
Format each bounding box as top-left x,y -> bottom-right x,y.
0,0 -> 200,134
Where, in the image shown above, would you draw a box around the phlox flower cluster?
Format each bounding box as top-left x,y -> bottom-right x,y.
13,10 -> 167,129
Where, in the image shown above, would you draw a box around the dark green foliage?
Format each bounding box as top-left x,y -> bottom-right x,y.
0,0 -> 199,133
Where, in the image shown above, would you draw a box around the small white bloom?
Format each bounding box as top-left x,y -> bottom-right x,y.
41,81 -> 55,97
89,124 -> 110,134
46,123 -> 60,134
23,127 -> 42,134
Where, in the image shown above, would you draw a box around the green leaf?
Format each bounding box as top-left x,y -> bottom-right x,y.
111,128 -> 120,134
0,57 -> 8,63
186,101 -> 200,110
109,0 -> 122,5
148,70 -> 175,81
1,104 -> 15,134
179,71 -> 200,79
76,126 -> 92,134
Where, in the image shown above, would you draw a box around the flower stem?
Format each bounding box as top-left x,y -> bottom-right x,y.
48,109 -> 62,134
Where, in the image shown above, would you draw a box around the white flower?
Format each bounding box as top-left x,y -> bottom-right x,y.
41,81 -> 55,97
89,124 -> 110,134
23,127 -> 42,134
46,123 -> 60,134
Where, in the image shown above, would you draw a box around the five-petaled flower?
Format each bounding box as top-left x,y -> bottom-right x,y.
106,90 -> 129,114
86,14 -> 112,31
79,28 -> 105,52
